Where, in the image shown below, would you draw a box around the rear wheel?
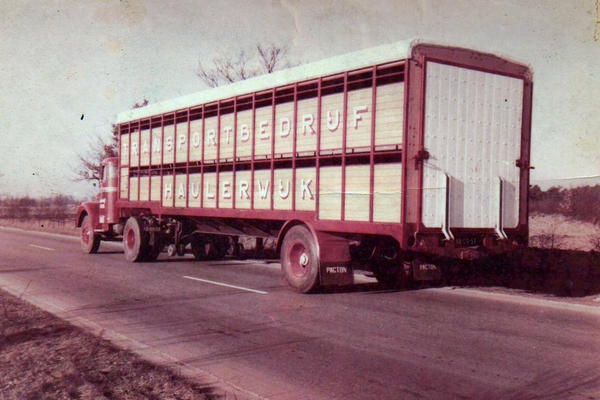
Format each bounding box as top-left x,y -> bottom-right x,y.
281,225 -> 320,293
123,217 -> 148,262
80,216 -> 100,254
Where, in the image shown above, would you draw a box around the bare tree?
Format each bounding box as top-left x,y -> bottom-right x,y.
72,100 -> 148,184
257,44 -> 288,73
71,129 -> 119,182
198,44 -> 293,88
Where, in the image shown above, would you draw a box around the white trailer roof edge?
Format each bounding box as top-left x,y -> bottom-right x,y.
116,38 -> 528,124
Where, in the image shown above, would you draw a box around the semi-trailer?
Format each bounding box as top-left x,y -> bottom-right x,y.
76,39 -> 533,293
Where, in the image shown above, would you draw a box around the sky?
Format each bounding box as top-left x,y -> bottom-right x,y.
1,0 -> 599,199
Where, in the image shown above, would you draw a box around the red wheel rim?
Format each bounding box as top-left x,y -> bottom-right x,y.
126,228 -> 136,251
288,240 -> 310,277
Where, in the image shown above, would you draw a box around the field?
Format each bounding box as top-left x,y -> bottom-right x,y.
529,212 -> 600,252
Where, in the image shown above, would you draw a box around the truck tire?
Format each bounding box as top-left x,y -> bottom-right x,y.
281,225 -> 320,293
123,217 -> 148,262
80,215 -> 100,254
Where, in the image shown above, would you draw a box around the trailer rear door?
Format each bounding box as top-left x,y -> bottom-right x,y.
421,62 -> 524,236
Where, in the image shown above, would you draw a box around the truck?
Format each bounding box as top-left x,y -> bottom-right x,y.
76,39 -> 533,293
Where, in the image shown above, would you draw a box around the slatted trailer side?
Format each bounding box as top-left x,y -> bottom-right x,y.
76,39 -> 532,293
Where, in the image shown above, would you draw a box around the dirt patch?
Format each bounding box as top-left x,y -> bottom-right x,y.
0,289 -> 216,399
444,248 -> 600,303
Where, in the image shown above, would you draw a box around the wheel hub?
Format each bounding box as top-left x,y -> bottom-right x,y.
82,227 -> 90,244
126,229 -> 136,250
288,241 -> 311,277
299,253 -> 309,266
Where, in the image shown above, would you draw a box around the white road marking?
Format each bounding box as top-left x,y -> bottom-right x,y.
28,244 -> 55,251
183,276 -> 268,294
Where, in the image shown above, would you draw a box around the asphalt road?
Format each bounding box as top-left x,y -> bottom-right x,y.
1,227 -> 599,399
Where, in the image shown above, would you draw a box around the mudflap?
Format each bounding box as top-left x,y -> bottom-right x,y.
412,260 -> 442,282
315,231 -> 354,287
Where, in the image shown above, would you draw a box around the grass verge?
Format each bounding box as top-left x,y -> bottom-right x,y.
0,288 -> 215,400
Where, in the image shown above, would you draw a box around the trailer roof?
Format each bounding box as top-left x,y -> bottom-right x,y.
118,38 -> 531,124
117,39 -> 424,124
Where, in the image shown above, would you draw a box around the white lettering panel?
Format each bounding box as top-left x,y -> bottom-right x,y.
375,83 -> 404,147
236,170 -> 252,209
140,129 -> 151,166
320,93 -> 344,151
120,134 -> 130,166
150,176 -> 161,202
203,116 -> 218,161
175,122 -> 189,164
254,106 -> 273,157
162,125 -> 175,165
295,167 -> 316,211
189,120 -> 203,162
253,169 -> 271,210
129,176 -> 139,201
188,173 -> 202,207
219,114 -> 234,160
344,165 -> 370,221
139,176 -> 150,201
129,130 -> 139,168
274,168 -> 293,210
373,163 -> 402,223
236,109 -> 253,158
162,175 -> 174,207
219,171 -> 234,208
319,166 -> 342,220
120,168 -> 129,199
203,172 -> 217,208
346,88 -> 372,150
275,102 -> 294,155
296,97 -> 318,154
150,127 -> 162,166
175,174 -> 187,208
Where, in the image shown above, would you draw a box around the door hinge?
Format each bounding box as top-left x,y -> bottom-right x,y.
515,159 -> 535,170
414,149 -> 430,169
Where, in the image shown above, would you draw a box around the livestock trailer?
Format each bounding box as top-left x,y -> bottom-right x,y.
76,39 -> 533,292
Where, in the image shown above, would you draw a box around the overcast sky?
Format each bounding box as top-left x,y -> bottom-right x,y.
1,0 -> 599,198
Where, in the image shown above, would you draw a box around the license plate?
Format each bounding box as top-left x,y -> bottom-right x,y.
454,237 -> 481,247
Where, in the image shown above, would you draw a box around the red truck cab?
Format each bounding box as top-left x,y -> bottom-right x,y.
75,157 -> 120,253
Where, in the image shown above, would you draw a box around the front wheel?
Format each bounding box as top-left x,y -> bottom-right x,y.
280,225 -> 320,293
80,216 -> 100,254
123,217 -> 148,262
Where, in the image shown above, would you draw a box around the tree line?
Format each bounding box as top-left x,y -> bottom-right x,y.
0,195 -> 79,223
530,184 -> 600,225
